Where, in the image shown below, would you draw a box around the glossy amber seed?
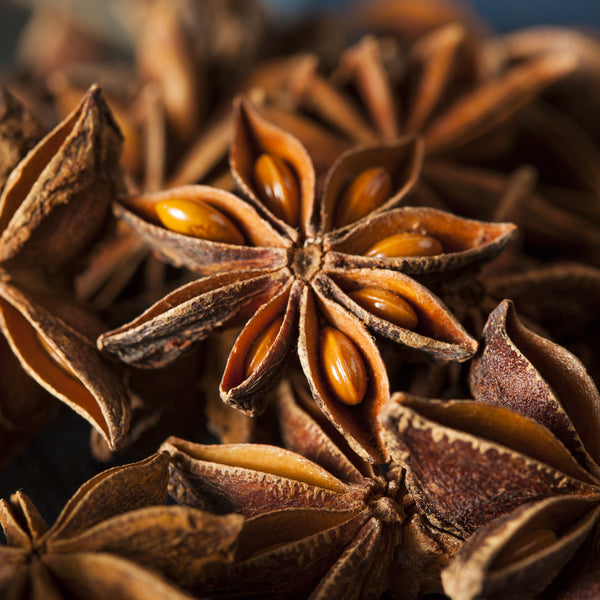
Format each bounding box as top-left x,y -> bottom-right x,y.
244,315 -> 285,378
319,326 -> 368,406
348,288 -> 418,329
334,167 -> 393,227
155,198 -> 245,244
365,232 -> 443,258
492,528 -> 557,570
253,153 -> 300,226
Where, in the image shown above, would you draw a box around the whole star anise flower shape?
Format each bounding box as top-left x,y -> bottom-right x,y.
245,11 -> 583,257
0,84 -> 131,453
380,299 -> 600,600
0,452 -> 244,599
99,96 -> 516,462
160,379 -> 461,600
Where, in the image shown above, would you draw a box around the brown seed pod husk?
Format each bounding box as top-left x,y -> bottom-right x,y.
380,392 -> 600,536
324,206 -> 517,280
469,298 -> 600,478
115,184 -> 291,275
0,87 -> 44,192
230,95 -> 317,240
319,136 -> 424,234
315,267 -> 477,361
0,85 -> 123,272
220,278 -> 300,416
299,286 -> 390,463
442,496 -> 600,600
98,268 -> 291,368
0,280 -> 130,451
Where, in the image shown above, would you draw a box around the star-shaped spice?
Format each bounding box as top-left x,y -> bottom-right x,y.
245,15 -> 582,259
99,96 -> 516,461
160,379 -> 461,600
0,452 -> 244,599
0,85 -> 131,452
380,299 -> 600,600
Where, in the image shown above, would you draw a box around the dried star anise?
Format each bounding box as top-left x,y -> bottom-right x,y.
99,96 -> 516,461
0,452 -> 244,599
159,379 -> 461,600
380,299 -> 600,599
0,85 -> 131,452
243,11 -> 588,265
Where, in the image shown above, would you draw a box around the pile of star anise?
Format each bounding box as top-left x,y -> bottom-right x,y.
2,0 -> 600,598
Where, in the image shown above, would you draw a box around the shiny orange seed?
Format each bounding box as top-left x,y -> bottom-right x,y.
334,167 -> 393,227
348,288 -> 418,330
365,232 -> 443,258
492,528 -> 557,570
319,326 -> 368,406
155,198 -> 245,244
244,315 -> 285,378
253,153 -> 300,226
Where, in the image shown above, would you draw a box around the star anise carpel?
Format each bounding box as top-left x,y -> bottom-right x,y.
0,84 -> 131,453
159,379 -> 461,600
380,298 -> 600,599
0,452 -> 244,600
99,95 -> 517,462
242,13 -> 584,267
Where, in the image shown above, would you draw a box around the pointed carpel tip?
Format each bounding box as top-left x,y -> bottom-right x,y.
439,22 -> 467,45
546,51 -> 580,77
81,83 -> 104,109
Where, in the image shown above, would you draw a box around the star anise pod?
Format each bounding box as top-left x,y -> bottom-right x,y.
0,452 -> 244,599
243,9 -> 588,264
160,379 -> 461,600
0,84 -> 131,453
380,299 -> 600,599
99,96 -> 516,461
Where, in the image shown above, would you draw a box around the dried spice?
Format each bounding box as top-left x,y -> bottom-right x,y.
0,87 -> 44,192
380,299 -> 600,599
0,85 -> 131,452
485,26 -> 600,243
0,453 -> 244,599
2,1 -> 600,598
242,9 -> 580,249
99,96 -> 517,461
160,380 -> 461,600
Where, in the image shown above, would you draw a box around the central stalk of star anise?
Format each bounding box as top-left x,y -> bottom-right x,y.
368,496 -> 404,526
291,240 -> 323,281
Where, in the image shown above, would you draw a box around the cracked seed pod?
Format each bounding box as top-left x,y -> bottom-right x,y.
0,84 -> 123,273
380,299 -> 600,599
0,84 -> 131,453
0,453 -> 244,599
100,97 -> 516,461
469,298 -> 600,476
0,282 -> 130,451
442,496 -> 600,600
159,379 -> 461,600
248,19 -> 583,262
